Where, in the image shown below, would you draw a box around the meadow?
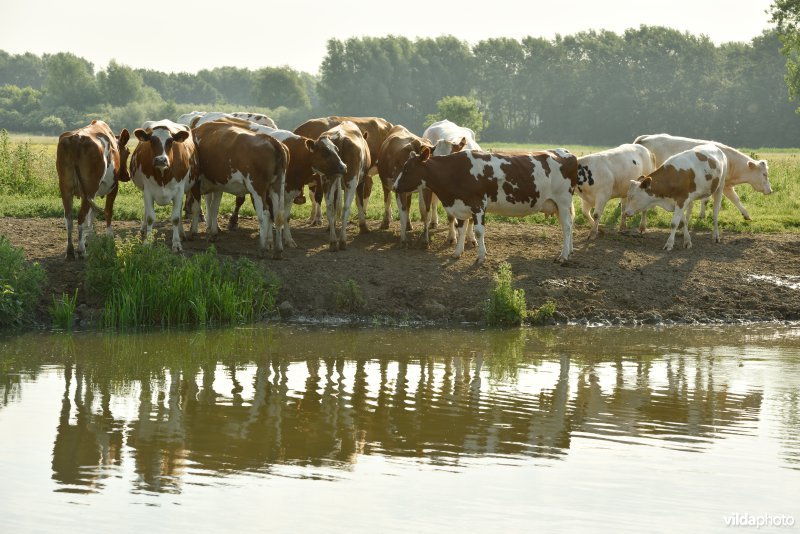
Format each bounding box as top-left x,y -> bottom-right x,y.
2,130 -> 799,234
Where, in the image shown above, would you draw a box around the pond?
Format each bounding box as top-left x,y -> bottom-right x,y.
1,325 -> 798,532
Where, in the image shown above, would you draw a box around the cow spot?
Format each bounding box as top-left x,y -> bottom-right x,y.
577,164 -> 594,187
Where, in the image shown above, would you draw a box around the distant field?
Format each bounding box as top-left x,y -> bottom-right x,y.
2,132 -> 798,233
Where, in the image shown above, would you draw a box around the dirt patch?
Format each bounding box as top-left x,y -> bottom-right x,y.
3,216 -> 800,326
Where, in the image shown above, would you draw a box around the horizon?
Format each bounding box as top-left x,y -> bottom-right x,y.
0,0 -> 776,75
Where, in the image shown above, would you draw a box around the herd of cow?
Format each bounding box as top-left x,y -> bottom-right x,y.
55,112 -> 773,264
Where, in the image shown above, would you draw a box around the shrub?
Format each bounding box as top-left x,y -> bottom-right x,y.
485,262 -> 527,327
0,235 -> 46,327
87,236 -> 279,328
334,279 -> 365,313
49,288 -> 78,330
529,299 -> 557,325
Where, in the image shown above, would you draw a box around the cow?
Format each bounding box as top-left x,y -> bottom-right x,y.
294,116 -> 393,226
130,119 -> 199,252
177,111 -> 277,129
316,121 -> 371,251
392,147 -> 579,264
624,143 -> 727,251
377,125 -> 435,246
575,143 -> 656,239
634,133 -> 771,220
190,118 -> 288,258
56,120 -> 130,259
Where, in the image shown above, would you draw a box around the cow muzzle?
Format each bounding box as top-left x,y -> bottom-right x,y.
624,208 -> 635,217
153,156 -> 169,171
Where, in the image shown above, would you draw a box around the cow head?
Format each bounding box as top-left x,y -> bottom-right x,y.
308,136 -> 347,177
393,146 -> 431,193
116,129 -> 131,182
134,126 -> 190,173
746,159 -> 772,194
624,176 -> 655,217
432,137 -> 467,157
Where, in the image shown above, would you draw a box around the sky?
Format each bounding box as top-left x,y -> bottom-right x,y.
0,0 -> 776,75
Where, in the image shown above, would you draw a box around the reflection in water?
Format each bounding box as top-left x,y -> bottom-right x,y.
0,326 -> 798,495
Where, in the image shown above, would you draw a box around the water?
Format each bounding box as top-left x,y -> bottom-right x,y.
1,326 -> 799,533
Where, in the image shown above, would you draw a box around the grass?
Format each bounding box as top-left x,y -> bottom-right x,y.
485,262 -> 527,327
87,234 -> 279,328
49,288 -> 78,330
0,235 -> 46,327
334,279 -> 365,313
0,131 -> 798,234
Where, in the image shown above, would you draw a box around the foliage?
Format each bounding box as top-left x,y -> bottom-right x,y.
42,52 -> 100,111
97,60 -> 142,107
252,67 -> 310,109
423,95 -> 484,138
49,288 -> 78,330
334,279 -> 365,313
0,235 -> 45,327
0,129 -> 54,196
529,299 -> 557,326
485,262 -> 527,327
86,236 -> 280,328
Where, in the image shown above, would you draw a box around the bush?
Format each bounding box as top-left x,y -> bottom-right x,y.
87,236 -> 280,328
485,262 -> 527,327
529,299 -> 557,325
0,235 -> 46,327
0,129 -> 55,197
49,288 -> 78,330
334,279 -> 365,313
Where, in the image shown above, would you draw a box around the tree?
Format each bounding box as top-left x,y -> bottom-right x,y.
423,96 -> 485,138
251,67 -> 309,109
42,53 -> 100,110
98,60 -> 142,106
770,0 -> 800,106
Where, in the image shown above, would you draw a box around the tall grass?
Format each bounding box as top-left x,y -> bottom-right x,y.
0,235 -> 46,327
87,235 -> 279,328
49,288 -> 78,330
485,262 -> 527,327
334,279 -> 365,313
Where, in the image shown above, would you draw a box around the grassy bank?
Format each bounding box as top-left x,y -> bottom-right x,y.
2,131 -> 798,233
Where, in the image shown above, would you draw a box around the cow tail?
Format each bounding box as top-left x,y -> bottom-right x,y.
274,139 -> 288,227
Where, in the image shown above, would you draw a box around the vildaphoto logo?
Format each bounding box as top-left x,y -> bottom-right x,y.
723,513 -> 796,528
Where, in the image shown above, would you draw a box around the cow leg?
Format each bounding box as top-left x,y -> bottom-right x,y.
325,178 -> 341,251
723,185 -> 750,221
452,218 -> 468,259
466,219 -> 477,248
396,192 -> 412,246
169,186 -> 185,253
447,214 -> 458,245
141,187 -> 156,240
557,199 -> 574,262
682,201 -> 694,249
663,208 -> 683,251
428,193 -> 440,229
380,177 -> 393,229
187,184 -> 201,241
62,191 -> 75,260
103,183 -> 118,237
588,195 -> 606,240
206,191 -> 223,242
76,197 -> 92,258
229,195 -> 246,230
698,198 -> 709,220
248,191 -> 271,257
339,177 -> 359,250
712,185 -> 724,243
269,188 -> 284,260
417,188 -> 431,248
473,212 -> 487,265
356,179 -> 370,234
282,190 -> 299,248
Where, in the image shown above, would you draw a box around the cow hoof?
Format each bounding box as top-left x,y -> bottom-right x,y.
380,220 -> 390,230
474,257 -> 486,266
339,240 -> 347,251
421,240 -> 430,250
228,222 -> 239,231
286,239 -> 298,248
429,221 -> 438,230
468,240 -> 478,249
684,242 -> 693,249
272,250 -> 283,260
294,195 -> 306,205
663,244 -> 674,251
743,214 -> 752,221
359,223 -> 370,234
329,241 -> 338,252
172,244 -> 183,253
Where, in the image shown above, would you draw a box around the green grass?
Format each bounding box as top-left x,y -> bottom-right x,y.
0,235 -> 46,327
87,234 -> 279,328
49,288 -> 78,330
334,279 -> 365,313
485,262 -> 527,327
1,132 -> 799,233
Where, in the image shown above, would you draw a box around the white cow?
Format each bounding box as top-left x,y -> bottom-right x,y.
634,133 -> 771,220
177,111 -> 277,129
625,144 -> 727,251
576,143 -> 656,239
423,119 -> 482,244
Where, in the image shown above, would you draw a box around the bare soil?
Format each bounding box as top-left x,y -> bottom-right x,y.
3,216 -> 800,326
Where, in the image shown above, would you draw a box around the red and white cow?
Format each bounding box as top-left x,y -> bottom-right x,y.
190,118 -> 288,258
317,121 -> 371,251
625,143 -> 727,251
377,125 -> 435,246
393,148 -> 578,264
130,119 -> 199,251
177,111 -> 277,129
634,133 -> 771,220
576,143 -> 656,239
56,120 -> 130,259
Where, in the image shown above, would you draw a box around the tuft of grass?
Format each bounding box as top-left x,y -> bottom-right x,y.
485,262 -> 527,327
529,299 -> 557,326
0,235 -> 46,327
87,236 -> 279,328
49,288 -> 78,330
334,279 -> 365,313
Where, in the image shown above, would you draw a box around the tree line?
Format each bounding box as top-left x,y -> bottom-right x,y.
1,25 -> 799,147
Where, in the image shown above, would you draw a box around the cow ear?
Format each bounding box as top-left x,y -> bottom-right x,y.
118,129 -> 130,147
172,130 -> 190,143
748,160 -> 757,170
305,138 -> 316,152
134,128 -> 150,142
362,131 -> 369,140
456,137 -> 467,151
639,176 -> 652,189
420,146 -> 431,162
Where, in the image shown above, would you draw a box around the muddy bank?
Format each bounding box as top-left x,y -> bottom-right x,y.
3,216 -> 800,327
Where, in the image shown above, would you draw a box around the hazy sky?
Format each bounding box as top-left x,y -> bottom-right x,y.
0,0 -> 776,74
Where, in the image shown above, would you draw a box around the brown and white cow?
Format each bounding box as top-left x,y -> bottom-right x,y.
130,119 -> 199,252
625,143 -> 727,251
294,116 -> 393,226
377,125 -> 435,246
316,121 -> 371,251
177,111 -> 277,129
393,148 -> 578,264
56,120 -> 130,259
190,118 -> 289,258
634,133 -> 770,220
